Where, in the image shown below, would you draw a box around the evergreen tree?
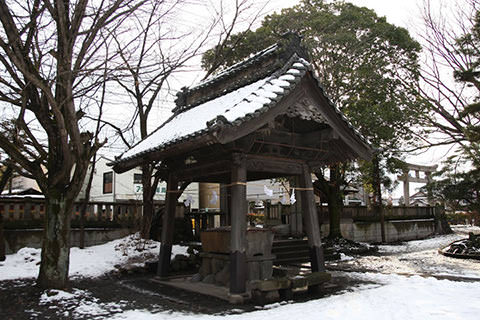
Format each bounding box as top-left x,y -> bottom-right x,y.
202,0 -> 425,238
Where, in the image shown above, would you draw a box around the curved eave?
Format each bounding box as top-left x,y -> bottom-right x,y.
110,133 -> 215,173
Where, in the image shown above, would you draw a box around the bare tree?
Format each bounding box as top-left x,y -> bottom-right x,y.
0,0 -> 146,289
0,161 -> 12,261
107,0 -> 265,238
415,0 -> 480,165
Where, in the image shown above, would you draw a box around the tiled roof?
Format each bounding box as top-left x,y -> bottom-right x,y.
117,54 -> 312,163
111,38 -> 371,170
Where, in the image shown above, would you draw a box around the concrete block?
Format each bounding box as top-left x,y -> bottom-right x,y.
190,273 -> 203,282
215,264 -> 230,286
199,257 -> 211,277
202,274 -> 215,284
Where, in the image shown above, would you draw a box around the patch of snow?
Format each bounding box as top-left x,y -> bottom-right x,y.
450,225 -> 480,235
378,234 -> 464,254
339,253 -> 354,261
39,289 -> 79,304
287,69 -> 302,75
73,301 -> 114,317
278,74 -> 296,81
0,194 -> 44,198
0,247 -> 42,280
38,287 -> 128,319
342,234 -> 480,279
0,233 -> 188,281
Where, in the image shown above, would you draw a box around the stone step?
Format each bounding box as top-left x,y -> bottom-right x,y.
272,239 -> 308,247
272,239 -> 311,266
273,250 -> 310,261
274,256 -> 311,265
274,252 -> 341,266
272,244 -> 309,253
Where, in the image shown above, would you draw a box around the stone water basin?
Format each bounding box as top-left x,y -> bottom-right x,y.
200,226 -> 274,257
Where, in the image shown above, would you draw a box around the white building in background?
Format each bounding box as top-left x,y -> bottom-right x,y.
10,175 -> 40,192
77,156 -> 199,208
0,170 -> 43,197
3,155 -> 288,210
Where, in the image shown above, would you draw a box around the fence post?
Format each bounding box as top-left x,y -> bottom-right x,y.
379,205 -> 386,243
0,211 -> 5,261
24,199 -> 32,220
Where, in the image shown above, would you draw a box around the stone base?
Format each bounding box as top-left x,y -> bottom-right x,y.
228,293 -> 251,304
249,271 -> 331,304
199,252 -> 276,287
152,271 -> 331,305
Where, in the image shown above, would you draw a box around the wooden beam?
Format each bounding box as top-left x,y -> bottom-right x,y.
229,153 -> 247,295
252,139 -> 327,153
253,127 -> 338,148
157,173 -> 178,277
298,164 -> 325,273
173,159 -> 231,181
246,154 -> 303,175
220,183 -> 230,226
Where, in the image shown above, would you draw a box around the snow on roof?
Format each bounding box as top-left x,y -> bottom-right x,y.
0,194 -> 44,199
118,55 -> 311,162
113,44 -> 371,170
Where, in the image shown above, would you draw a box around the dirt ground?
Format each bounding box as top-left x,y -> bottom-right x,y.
0,269 -> 372,320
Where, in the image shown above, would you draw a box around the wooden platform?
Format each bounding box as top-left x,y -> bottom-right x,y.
151,276 -> 250,303
150,271 -> 331,304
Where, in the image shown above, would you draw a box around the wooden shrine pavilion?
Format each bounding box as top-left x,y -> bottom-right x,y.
111,34 -> 372,300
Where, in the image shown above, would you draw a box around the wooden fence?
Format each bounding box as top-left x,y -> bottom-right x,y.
0,198 -> 158,229
261,204 -> 435,224
1,197 -> 437,229
317,205 -> 435,222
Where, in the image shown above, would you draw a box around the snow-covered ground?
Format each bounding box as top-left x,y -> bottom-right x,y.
1,227 -> 480,319
0,233 -> 188,281
329,225 -> 480,279
110,273 -> 480,320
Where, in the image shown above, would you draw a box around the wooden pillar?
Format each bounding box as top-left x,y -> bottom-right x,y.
290,176 -> 303,236
24,199 -> 32,220
299,164 -> 325,272
229,154 -> 247,295
403,174 -> 410,206
157,173 -> 178,277
220,183 -> 231,226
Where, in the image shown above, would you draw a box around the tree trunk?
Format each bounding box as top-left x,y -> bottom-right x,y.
37,189 -> 73,289
0,213 -> 5,261
140,164 -> 155,239
372,155 -> 385,242
141,192 -> 154,239
0,165 -> 12,261
326,185 -> 343,239
317,165 -> 344,239
79,155 -> 98,249
79,205 -> 86,249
